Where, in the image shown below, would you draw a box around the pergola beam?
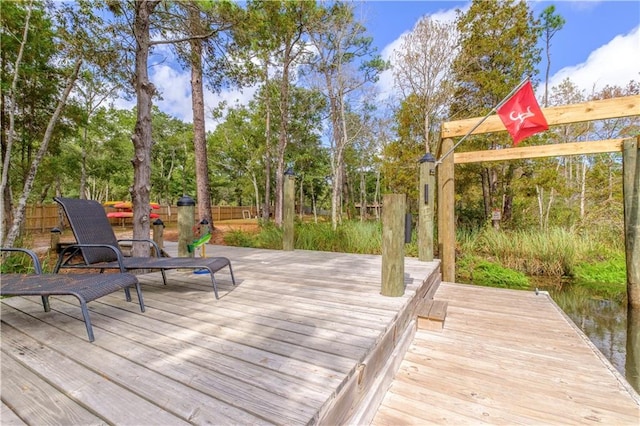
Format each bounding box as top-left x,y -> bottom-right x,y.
442,95 -> 640,138
454,139 -> 626,164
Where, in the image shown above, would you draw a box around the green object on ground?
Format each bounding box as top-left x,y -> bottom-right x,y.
187,233 -> 211,253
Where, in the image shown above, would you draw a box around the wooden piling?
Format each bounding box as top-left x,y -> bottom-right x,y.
418,153 -> 435,261
152,219 -> 164,251
381,194 -> 405,297
177,195 -> 195,258
623,137 -> 640,308
49,228 -> 61,254
283,171 -> 295,251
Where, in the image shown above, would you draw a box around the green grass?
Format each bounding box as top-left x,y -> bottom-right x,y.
223,221 -> 626,299
457,255 -> 530,289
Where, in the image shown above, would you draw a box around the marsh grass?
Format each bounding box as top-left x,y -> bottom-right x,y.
458,227 -> 601,277
227,221 -> 625,297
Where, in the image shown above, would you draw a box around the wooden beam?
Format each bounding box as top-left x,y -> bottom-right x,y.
442,95 -> 640,138
454,139 -> 626,164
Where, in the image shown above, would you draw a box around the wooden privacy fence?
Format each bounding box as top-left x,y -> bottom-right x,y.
22,204 -> 258,232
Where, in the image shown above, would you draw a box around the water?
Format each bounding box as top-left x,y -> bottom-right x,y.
544,284 -> 640,395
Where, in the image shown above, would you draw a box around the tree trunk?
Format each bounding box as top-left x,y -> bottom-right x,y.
275,46 -> 292,227
0,0 -> 32,245
130,0 -> 159,257
262,60 -> 272,221
189,9 -> 213,228
4,59 -> 82,248
481,168 -> 491,221
79,125 -> 88,199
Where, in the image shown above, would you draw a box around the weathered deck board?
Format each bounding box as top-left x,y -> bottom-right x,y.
1,246 -> 438,425
372,282 -> 640,425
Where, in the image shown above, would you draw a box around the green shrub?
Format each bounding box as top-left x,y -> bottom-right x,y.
457,254 -> 529,289
254,223 -> 283,249
223,230 -> 255,247
572,257 -> 626,300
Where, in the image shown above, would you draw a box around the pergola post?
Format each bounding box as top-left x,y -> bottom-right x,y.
437,138 -> 455,282
623,137 -> 640,308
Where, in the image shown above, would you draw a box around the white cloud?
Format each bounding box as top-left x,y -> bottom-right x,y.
548,25 -> 640,94
151,64 -> 193,120
112,64 -> 258,132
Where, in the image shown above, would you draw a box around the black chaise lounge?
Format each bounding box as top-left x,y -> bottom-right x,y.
1,247 -> 145,342
53,197 -> 235,299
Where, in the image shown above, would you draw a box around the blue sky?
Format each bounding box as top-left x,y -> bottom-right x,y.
126,1 -> 640,130
363,1 -> 639,80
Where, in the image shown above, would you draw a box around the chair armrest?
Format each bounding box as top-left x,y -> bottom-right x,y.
118,238 -> 162,257
54,244 -> 128,273
1,247 -> 43,274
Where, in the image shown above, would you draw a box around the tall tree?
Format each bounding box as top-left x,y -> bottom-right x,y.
540,5 -> 565,107
392,16 -> 457,155
307,1 -> 387,229
106,0 -> 230,255
451,0 -> 542,227
75,71 -> 119,199
171,1 -> 238,227
1,1 -> 109,247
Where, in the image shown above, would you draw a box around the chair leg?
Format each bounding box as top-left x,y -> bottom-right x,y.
209,271 -> 219,300
228,263 -> 236,286
134,283 -> 145,312
77,297 -> 95,342
123,287 -> 132,302
41,295 -> 51,312
161,270 -> 168,285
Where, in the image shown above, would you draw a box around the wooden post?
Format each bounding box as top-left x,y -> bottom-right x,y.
418,153 -> 435,261
438,138 -> 455,282
177,195 -> 195,258
381,193 -> 405,297
152,218 -> 164,251
283,168 -> 295,251
50,227 -> 61,254
627,307 -> 639,392
623,138 -> 640,308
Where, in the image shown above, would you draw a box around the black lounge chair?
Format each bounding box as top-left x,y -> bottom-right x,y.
1,247 -> 145,342
53,197 -> 235,299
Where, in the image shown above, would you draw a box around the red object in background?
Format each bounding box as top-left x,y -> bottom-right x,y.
497,80 -> 548,145
106,201 -> 160,219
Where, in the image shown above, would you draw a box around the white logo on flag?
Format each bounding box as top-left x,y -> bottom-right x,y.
509,106 -> 535,124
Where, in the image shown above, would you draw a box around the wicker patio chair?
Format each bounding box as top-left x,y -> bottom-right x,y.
53,197 -> 235,299
1,247 -> 145,342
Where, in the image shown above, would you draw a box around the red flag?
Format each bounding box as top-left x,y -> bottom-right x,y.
496,80 -> 548,145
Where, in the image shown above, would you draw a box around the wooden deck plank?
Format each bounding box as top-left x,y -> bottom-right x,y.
1,351 -> 102,426
5,246 -> 636,425
373,282 -> 640,425
1,246 -> 439,425
1,320 -> 191,425
1,401 -> 28,426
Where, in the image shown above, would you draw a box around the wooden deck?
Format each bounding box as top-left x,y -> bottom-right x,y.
3,246 -> 639,425
1,246 -> 439,425
372,282 -> 640,425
